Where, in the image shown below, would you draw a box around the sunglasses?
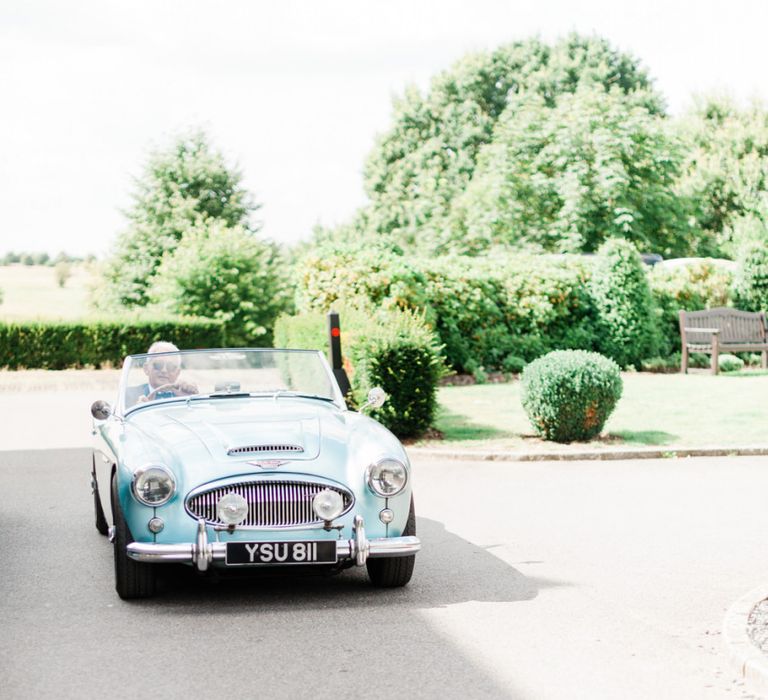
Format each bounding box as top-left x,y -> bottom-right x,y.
149,360 -> 181,372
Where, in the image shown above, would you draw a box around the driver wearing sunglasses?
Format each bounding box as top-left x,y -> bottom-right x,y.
126,341 -> 198,406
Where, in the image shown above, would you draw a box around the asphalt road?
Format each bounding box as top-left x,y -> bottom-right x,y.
1,449 -> 765,699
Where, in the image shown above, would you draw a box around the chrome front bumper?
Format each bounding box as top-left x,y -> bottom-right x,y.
126,515 -> 420,572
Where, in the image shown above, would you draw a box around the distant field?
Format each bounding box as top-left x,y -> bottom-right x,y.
0,264 -> 94,320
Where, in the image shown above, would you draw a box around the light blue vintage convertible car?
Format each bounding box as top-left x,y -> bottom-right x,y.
90,348 -> 420,599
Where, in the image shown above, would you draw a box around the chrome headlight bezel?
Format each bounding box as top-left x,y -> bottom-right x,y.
131,465 -> 176,506
366,458 -> 408,497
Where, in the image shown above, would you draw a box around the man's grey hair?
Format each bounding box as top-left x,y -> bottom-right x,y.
147,341 -> 179,354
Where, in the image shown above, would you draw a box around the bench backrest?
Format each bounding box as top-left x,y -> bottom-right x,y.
680,307 -> 767,343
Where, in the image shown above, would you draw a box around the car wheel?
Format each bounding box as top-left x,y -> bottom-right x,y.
112,477 -> 156,600
366,496 -> 416,588
92,454 -> 109,536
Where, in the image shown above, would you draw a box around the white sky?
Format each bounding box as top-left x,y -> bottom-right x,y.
1,0 -> 767,256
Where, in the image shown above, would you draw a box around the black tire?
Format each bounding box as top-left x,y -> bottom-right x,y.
112,477 -> 156,600
92,454 -> 109,536
366,497 -> 416,588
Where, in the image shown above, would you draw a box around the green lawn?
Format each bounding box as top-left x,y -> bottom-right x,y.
0,264 -> 94,320
422,372 -> 768,450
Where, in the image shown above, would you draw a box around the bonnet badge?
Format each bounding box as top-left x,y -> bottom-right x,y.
248,460 -> 289,469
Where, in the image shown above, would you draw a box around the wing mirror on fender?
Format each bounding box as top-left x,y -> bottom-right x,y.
91,400 -> 112,421
360,387 -> 387,412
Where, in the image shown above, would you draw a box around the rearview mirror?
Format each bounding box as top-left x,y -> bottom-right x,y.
91,400 -> 112,421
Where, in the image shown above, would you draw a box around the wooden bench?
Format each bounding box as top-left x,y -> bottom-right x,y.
679,307 -> 768,374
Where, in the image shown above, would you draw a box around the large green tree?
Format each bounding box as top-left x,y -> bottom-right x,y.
101,131 -> 257,307
676,96 -> 768,257
361,34 -> 663,251
449,86 -> 692,255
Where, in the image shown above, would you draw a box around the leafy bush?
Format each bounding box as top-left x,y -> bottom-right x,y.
589,240 -> 659,368
521,350 -> 623,442
733,244 -> 768,312
274,306 -> 446,438
295,250 -> 605,373
648,259 -> 733,356
0,319 -> 225,370
149,223 -> 291,346
639,355 -> 680,373
501,355 -> 527,374
718,353 -> 745,372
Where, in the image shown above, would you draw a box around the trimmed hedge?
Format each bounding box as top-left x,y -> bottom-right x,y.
521,350 -> 623,442
274,306 -> 446,438
296,250 -> 604,373
297,247 -> 745,371
0,319 -> 225,369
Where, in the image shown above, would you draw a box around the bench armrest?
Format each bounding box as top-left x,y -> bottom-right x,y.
684,327 -> 720,334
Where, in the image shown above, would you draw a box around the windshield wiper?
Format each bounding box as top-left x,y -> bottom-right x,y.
269,389 -> 335,403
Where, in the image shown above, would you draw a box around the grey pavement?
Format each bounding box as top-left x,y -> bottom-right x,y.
1,445 -> 765,699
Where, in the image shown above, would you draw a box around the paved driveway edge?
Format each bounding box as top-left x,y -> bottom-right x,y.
723,584 -> 768,699
407,445 -> 768,463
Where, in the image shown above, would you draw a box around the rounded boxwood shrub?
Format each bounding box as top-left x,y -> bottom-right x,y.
521,350 -> 623,442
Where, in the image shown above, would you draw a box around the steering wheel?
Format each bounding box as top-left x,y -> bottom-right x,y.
145,383 -> 180,402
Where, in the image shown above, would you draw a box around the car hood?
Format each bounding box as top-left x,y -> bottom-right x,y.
119,396 -> 404,491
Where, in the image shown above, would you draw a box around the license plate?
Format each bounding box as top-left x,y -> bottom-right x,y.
225,540 -> 337,566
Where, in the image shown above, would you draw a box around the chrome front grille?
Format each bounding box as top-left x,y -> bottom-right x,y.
227,444 -> 304,456
186,480 -> 353,528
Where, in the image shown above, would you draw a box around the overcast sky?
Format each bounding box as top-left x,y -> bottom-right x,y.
2,0 -> 767,257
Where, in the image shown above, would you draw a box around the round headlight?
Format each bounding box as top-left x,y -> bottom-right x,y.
132,465 -> 176,506
367,458 -> 408,497
217,492 -> 249,525
313,488 -> 344,521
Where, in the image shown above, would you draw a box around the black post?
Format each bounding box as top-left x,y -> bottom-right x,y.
328,310 -> 351,398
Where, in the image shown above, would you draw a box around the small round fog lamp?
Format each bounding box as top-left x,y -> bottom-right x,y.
148,517 -> 164,533
379,508 -> 394,524
217,493 -> 249,525
313,488 -> 344,522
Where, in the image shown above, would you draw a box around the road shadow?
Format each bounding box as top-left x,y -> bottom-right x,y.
140,516 -> 566,611
2,447 -> 562,699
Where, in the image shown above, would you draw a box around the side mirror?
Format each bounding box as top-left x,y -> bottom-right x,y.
361,387 -> 387,412
91,400 -> 112,421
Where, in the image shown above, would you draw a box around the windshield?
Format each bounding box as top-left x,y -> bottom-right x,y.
118,349 -> 343,414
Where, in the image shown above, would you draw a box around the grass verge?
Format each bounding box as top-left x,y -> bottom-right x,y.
415,371 -> 768,452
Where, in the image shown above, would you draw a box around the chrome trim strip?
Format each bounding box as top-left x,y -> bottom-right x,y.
127,528 -> 420,567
